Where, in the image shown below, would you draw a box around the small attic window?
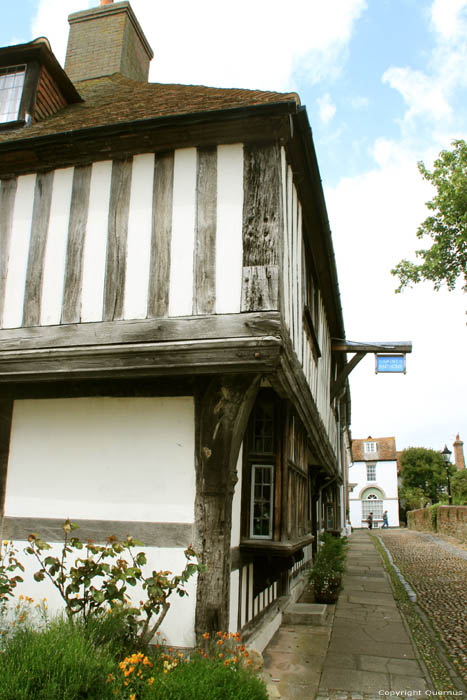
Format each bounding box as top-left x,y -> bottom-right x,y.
0,64 -> 26,123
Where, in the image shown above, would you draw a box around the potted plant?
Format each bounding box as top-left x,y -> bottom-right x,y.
308,533 -> 347,603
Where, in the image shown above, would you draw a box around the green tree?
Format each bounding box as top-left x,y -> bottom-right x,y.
451,469 -> 467,505
399,447 -> 455,504
392,140 -> 467,293
399,485 -> 427,511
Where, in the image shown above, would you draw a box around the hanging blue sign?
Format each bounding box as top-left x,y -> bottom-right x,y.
375,354 -> 406,374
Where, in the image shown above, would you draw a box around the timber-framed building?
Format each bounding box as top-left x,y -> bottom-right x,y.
0,0 -> 351,648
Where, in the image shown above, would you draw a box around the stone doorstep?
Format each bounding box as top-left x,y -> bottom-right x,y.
282,602 -> 329,626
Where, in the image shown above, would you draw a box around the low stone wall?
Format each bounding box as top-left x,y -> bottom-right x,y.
437,505 -> 467,542
407,507 -> 435,532
407,505 -> 467,543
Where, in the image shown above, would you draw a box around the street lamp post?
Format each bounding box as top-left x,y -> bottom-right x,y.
441,445 -> 452,506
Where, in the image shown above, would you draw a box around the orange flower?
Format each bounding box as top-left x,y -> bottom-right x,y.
217,639 -> 223,646
218,653 -> 223,659
202,632 -> 210,639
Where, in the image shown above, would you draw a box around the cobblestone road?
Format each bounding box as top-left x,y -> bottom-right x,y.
378,529 -> 467,683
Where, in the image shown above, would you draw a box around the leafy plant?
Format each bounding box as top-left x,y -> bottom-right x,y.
24,520 -> 204,646
392,139 -> 467,294
0,540 -> 24,615
309,533 -> 347,603
451,469 -> 467,505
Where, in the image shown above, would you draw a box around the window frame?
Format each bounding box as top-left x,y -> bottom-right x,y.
250,463 -> 274,539
364,441 -> 377,454
0,64 -> 26,124
366,463 -> 376,481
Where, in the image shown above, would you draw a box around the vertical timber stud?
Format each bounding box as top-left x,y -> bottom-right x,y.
241,144 -> 281,312
0,400 -> 13,538
195,374 -> 260,638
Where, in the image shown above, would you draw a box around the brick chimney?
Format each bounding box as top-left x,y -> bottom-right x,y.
453,434 -> 465,471
65,1 -> 153,84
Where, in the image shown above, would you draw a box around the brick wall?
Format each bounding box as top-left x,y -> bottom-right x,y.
407,508 -> 435,532
437,506 -> 467,542
407,505 -> 467,543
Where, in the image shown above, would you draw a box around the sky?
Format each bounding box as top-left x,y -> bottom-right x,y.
1,0 -> 466,457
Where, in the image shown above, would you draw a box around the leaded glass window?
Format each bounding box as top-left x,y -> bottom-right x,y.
250,464 -> 274,538
0,65 -> 26,123
253,401 -> 274,454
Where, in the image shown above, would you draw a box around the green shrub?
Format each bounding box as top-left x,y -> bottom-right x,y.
0,617 -> 115,700
309,533 -> 347,603
149,655 -> 268,700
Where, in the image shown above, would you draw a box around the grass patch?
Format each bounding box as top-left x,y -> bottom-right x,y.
0,613 -> 268,700
0,617 -> 115,700
370,535 -> 458,692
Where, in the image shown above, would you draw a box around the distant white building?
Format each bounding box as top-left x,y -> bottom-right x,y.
348,436 -> 399,529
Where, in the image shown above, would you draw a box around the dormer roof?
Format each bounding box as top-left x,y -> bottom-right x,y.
0,38 -> 82,130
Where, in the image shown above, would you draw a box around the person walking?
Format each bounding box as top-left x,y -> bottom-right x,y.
382,510 -> 389,528
367,512 -> 373,529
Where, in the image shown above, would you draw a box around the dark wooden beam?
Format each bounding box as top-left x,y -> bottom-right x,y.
331,352 -> 365,401
332,340 -> 412,353
194,374 -> 260,637
0,107 -> 293,180
0,336 -> 281,383
0,399 -> 13,528
0,311 -> 281,352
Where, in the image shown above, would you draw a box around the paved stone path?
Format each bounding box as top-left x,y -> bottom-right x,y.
263,530 -> 431,700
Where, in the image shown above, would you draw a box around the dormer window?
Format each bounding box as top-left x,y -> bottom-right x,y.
364,441 -> 377,454
0,65 -> 26,123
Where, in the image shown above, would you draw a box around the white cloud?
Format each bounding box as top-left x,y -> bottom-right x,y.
431,0 -> 467,39
381,0 -> 467,131
317,93 -> 336,124
31,0 -> 366,91
382,66 -> 451,122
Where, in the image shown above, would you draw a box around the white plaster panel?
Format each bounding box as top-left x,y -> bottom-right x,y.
240,565 -> 247,628
231,445 -> 243,548
124,153 -> 155,320
215,144 -> 243,314
5,397 -> 195,522
9,543 -> 197,647
2,174 -> 36,328
80,161 -> 112,322
229,569 -> 239,634
169,148 -> 197,317
40,168 -> 74,325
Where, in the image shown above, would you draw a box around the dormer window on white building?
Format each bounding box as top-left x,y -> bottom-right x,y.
364,441 -> 377,454
367,463 -> 376,481
0,65 -> 26,123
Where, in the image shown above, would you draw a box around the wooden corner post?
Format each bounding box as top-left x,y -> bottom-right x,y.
194,374 -> 260,638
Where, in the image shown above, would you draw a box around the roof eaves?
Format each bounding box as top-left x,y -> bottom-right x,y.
0,99 -> 299,153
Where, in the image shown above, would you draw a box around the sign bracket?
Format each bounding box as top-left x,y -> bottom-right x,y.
331,340 -> 412,400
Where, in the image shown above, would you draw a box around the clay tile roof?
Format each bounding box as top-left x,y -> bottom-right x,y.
0,74 -> 300,144
351,437 -> 397,462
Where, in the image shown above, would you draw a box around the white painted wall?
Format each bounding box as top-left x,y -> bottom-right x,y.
9,542 -> 197,647
40,167 -> 74,325
348,460 -> 399,528
124,153 -> 155,320
5,396 -> 195,522
215,144 -> 243,314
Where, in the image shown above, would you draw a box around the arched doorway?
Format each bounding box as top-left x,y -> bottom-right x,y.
361,487 -> 384,523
